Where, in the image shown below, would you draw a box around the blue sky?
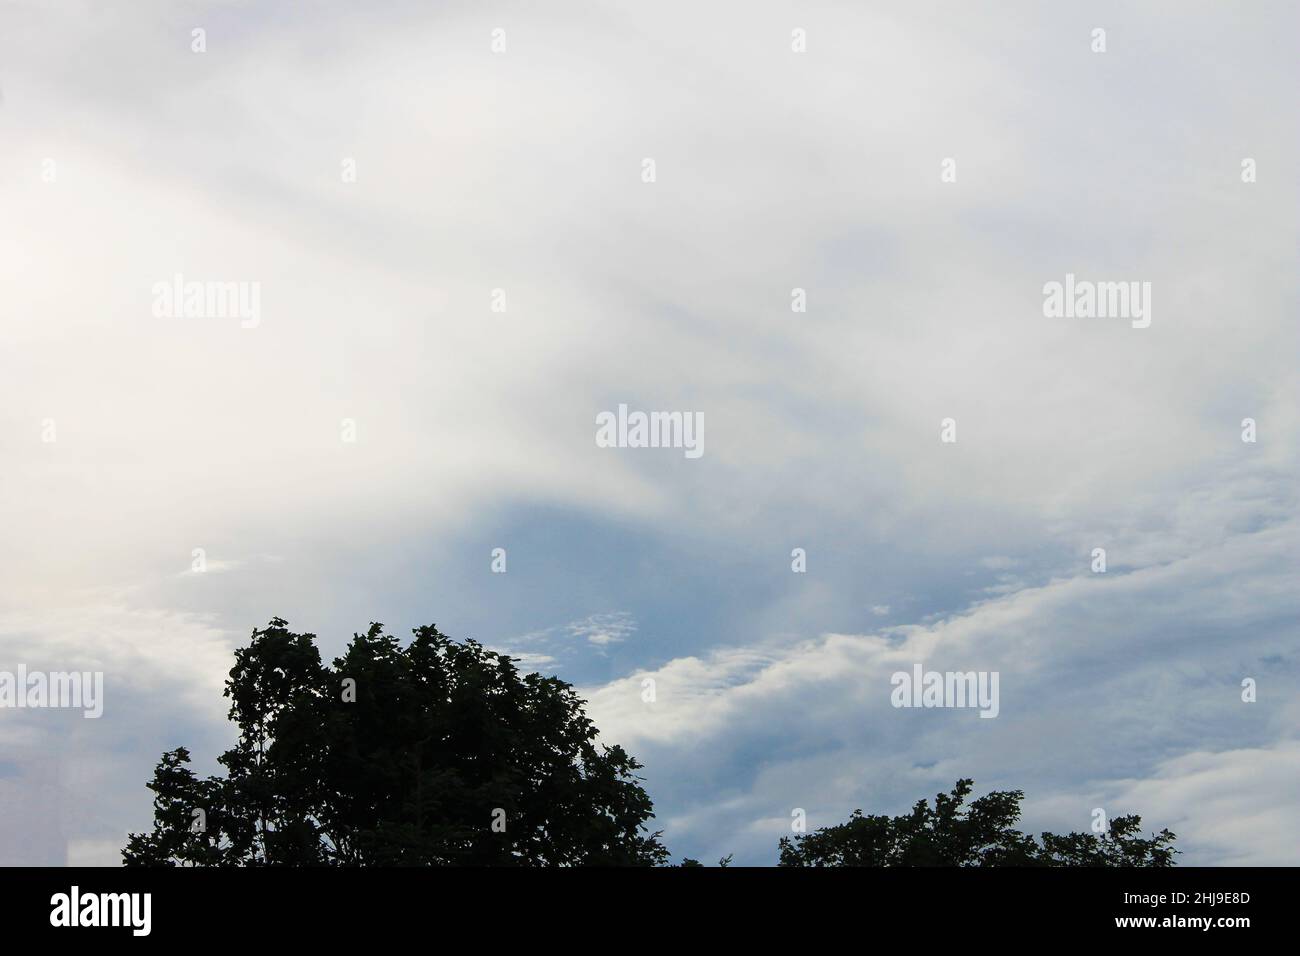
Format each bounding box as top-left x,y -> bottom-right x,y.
1,0 -> 1297,865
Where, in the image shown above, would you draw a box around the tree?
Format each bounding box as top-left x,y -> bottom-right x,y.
678,854 -> 733,867
124,618 -> 668,866
777,779 -> 1177,866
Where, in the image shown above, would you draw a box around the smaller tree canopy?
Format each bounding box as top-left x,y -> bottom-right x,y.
777,779 -> 1177,866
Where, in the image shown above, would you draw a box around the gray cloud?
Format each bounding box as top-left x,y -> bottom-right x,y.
1,0 -> 1295,864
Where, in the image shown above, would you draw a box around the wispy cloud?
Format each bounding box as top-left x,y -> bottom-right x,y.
1,0 -> 1295,866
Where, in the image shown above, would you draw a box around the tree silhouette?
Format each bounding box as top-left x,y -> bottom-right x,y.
123,618 -> 668,866
124,621 -> 1180,867
777,779 -> 1177,866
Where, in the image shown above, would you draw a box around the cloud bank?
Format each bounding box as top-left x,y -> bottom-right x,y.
1,0 -> 1295,864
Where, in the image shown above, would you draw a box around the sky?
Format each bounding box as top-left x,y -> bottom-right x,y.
1,0 -> 1296,866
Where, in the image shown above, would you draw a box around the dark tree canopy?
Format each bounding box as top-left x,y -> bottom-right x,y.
123,620 -> 1179,868
123,618 -> 668,866
777,779 -> 1177,866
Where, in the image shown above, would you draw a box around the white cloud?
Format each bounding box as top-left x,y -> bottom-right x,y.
567,612 -> 637,648
1,0 -> 1295,866
0,597 -> 239,864
1095,743 -> 1300,866
585,498 -> 1300,863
